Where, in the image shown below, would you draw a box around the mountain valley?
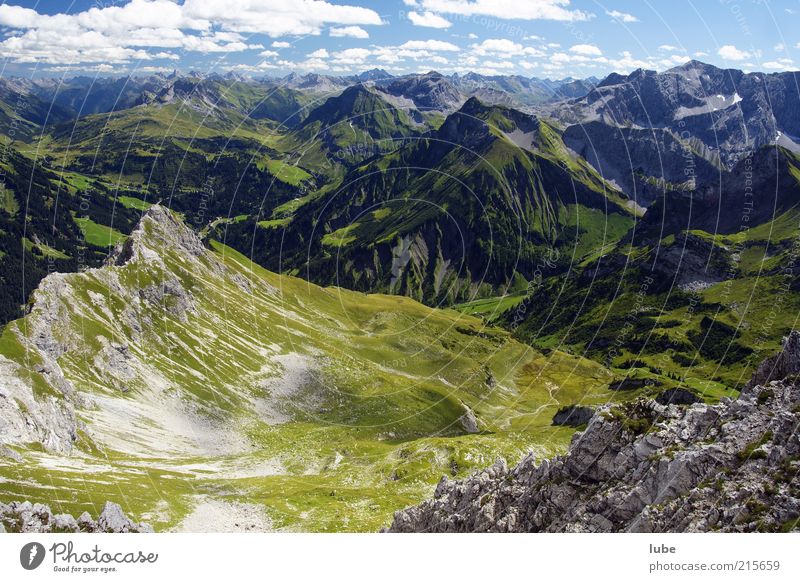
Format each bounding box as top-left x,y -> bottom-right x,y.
0,60 -> 798,532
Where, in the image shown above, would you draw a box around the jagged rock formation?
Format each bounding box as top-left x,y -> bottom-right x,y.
387,333 -> 800,533
747,329 -> 800,389
384,72 -> 464,112
553,61 -> 800,167
547,61 -> 800,205
0,205 -> 209,455
0,500 -> 152,533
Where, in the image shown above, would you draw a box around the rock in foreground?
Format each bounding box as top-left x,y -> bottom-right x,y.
387,334 -> 800,533
0,500 -> 152,533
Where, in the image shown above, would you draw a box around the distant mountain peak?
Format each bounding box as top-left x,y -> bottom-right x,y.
459,95 -> 488,113
356,68 -> 393,81
670,59 -> 720,73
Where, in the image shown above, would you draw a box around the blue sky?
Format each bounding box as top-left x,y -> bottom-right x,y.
0,0 -> 797,79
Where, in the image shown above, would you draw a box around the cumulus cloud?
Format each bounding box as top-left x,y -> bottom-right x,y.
298,37 -> 462,70
329,25 -> 369,38
762,58 -> 795,71
271,41 -> 292,48
330,47 -> 371,65
606,10 -> 638,23
718,44 -> 750,61
0,0 -> 382,64
408,11 -> 452,28
470,38 -> 544,57
569,43 -> 602,56
607,50 -> 655,71
399,39 -> 459,51
405,0 -> 591,21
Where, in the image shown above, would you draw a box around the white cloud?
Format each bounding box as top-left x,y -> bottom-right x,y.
299,38 -> 464,69
182,0 -> 382,36
658,44 -> 678,51
259,50 -> 279,58
399,39 -> 459,51
479,60 -> 514,69
329,25 -> 369,38
0,0 -> 382,65
718,44 -> 750,61
551,52 -> 592,64
330,47 -> 371,65
569,44 -> 602,56
606,10 -> 638,23
471,38 -> 521,54
408,11 -> 452,28
607,51 -> 656,72
660,54 -> 690,67
467,33 -> 478,39
774,43 -> 785,52
272,41 -> 291,48
408,0 -> 591,22
470,38 -> 543,57
762,58 -> 795,71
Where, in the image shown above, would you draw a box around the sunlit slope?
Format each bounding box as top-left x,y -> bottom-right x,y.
0,205 -> 618,531
226,97 -> 635,306
514,147 -> 800,389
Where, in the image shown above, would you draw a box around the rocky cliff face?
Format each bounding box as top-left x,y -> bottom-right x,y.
547,61 -> 800,205
387,332 -> 800,533
0,205 -> 209,456
553,61 -> 800,167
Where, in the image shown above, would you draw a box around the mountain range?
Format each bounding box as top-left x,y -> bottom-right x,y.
0,59 -> 798,532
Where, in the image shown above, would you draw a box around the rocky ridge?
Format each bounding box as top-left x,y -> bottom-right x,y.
0,500 -> 152,533
387,332 -> 800,533
0,205 -> 216,455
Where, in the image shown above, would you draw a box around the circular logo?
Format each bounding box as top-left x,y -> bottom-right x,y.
20,542 -> 46,570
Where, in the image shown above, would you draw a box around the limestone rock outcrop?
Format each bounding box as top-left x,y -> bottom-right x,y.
387,333 -> 800,533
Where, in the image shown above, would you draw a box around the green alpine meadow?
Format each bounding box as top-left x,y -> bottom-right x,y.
0,0 -> 798,537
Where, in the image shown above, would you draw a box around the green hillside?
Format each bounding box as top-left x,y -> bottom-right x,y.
0,206 -> 653,532
513,146 -> 800,389
223,97 -> 634,306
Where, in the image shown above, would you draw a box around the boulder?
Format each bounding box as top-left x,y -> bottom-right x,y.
0,500 -> 152,533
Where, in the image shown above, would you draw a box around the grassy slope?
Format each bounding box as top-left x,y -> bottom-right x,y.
72,215 -> 127,247
513,200 -> 800,393
237,105 -> 636,310
0,210 -> 635,532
